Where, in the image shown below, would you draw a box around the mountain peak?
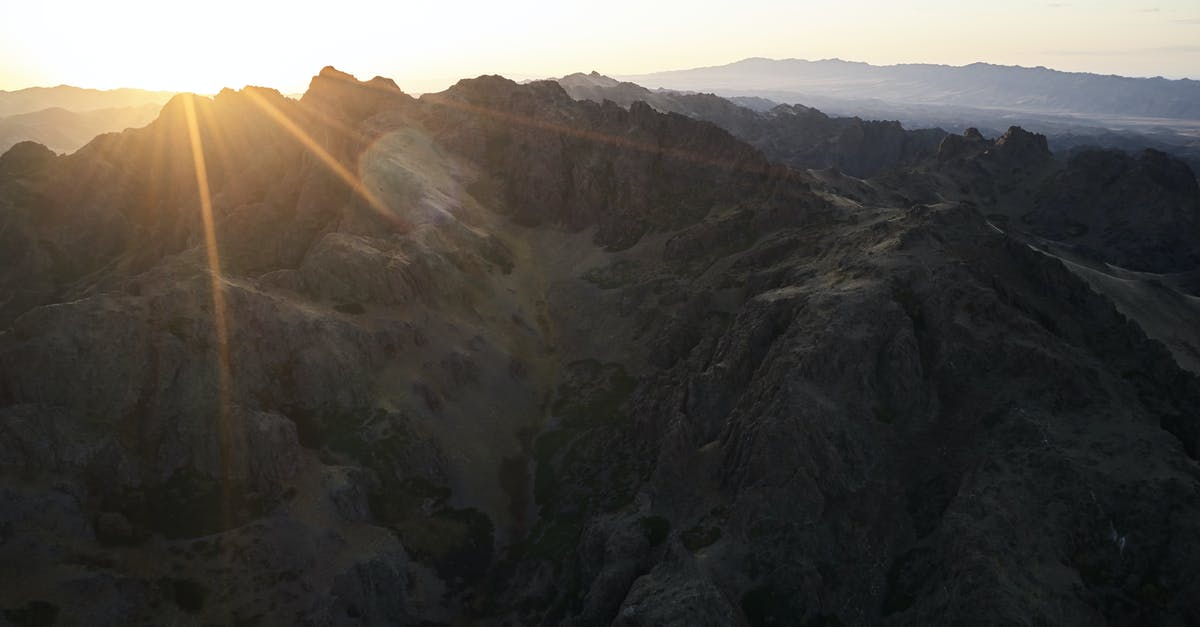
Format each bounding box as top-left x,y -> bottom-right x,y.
557,71 -> 622,90
318,65 -> 355,80
301,65 -> 411,120
0,140 -> 57,176
994,125 -> 1051,161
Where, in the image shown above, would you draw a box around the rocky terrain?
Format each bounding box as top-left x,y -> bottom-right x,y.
1,67 -> 1199,626
874,126 -> 1200,375
557,72 -> 945,178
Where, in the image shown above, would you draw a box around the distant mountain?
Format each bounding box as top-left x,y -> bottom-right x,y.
557,71 -> 946,177
0,85 -> 176,118
0,104 -> 163,155
620,58 -> 1200,122
613,60 -> 1200,175
0,85 -> 175,155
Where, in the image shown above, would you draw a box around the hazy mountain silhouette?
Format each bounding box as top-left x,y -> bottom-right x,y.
621,57 -> 1200,121
609,61 -> 1200,176
1,67 -> 1199,625
0,85 -> 176,155
0,104 -> 164,154
0,85 -> 176,118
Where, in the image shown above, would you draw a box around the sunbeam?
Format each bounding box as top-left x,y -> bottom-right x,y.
181,93 -> 236,528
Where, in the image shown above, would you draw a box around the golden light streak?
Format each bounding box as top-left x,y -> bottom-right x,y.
181,94 -> 236,527
241,89 -> 406,229
195,98 -> 240,190
293,95 -> 378,150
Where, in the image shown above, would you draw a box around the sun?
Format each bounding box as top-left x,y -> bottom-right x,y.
0,0 -> 346,93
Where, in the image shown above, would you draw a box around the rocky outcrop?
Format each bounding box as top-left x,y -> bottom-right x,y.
936,127 -> 990,162
301,66 -> 413,125
906,127 -> 1200,275
993,125 -> 1051,163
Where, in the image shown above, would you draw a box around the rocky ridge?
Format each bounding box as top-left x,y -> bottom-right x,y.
555,72 -> 946,178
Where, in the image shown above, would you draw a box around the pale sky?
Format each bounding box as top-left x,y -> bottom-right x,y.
1,0 -> 1198,94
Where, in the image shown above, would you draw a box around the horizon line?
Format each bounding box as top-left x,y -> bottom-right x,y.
3,56 -> 1199,94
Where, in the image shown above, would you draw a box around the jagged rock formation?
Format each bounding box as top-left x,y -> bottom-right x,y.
556,72 -> 946,178
1,67 -> 1199,627
883,125 -> 1200,376
899,125 -> 1200,276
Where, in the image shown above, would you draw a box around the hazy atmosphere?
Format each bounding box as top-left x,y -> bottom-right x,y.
3,0 -> 1198,93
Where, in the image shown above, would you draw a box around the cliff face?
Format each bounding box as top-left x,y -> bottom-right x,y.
1,68 -> 1199,627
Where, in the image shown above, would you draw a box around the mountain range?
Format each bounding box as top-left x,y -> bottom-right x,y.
617,58 -> 1200,174
0,66 -> 1198,626
620,58 -> 1200,122
0,86 -> 175,155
